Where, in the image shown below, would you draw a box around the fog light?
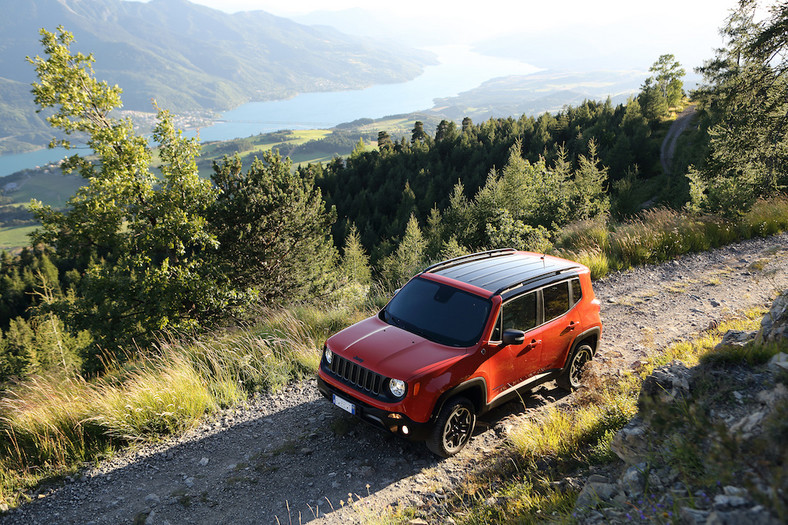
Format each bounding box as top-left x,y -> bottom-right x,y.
401,425 -> 409,435
389,413 -> 403,420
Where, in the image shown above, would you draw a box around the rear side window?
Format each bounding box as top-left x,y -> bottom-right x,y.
570,278 -> 582,306
543,281 -> 570,321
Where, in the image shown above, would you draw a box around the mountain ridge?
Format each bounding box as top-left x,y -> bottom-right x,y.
0,0 -> 436,154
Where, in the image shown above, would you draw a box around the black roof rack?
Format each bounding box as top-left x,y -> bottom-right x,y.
493,266 -> 580,297
423,248 -> 516,274
424,249 -> 581,296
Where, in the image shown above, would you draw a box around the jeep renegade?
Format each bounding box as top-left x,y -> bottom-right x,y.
317,249 -> 602,457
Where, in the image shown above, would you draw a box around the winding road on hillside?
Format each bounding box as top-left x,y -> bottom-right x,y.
661,105 -> 697,176
3,232 -> 787,525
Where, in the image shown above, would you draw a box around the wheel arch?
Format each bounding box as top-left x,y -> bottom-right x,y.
432,377 -> 488,420
562,327 -> 601,370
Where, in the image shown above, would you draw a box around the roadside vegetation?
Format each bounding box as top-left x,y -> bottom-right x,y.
0,0 -> 786,512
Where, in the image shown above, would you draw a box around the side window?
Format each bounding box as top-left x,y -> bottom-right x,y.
543,281 -> 570,321
570,278 -> 582,306
501,291 -> 538,333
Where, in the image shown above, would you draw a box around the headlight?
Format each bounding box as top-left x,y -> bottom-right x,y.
388,378 -> 406,398
324,346 -> 333,365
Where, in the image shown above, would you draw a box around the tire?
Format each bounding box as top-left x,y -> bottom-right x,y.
557,343 -> 593,391
426,397 -> 476,458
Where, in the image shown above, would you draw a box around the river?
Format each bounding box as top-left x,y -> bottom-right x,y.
0,45 -> 537,177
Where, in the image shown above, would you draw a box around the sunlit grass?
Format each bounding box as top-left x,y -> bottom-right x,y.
556,195 -> 788,278
0,300 -> 372,508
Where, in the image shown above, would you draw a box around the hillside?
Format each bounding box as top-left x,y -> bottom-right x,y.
3,233 -> 785,524
0,0 -> 435,154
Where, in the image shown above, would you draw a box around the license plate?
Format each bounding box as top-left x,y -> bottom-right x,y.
332,394 -> 356,415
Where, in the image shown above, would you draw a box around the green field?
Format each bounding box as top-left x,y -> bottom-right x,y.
0,225 -> 36,251
0,128 -> 365,250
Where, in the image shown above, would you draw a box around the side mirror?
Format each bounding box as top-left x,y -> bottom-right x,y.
502,329 -> 525,346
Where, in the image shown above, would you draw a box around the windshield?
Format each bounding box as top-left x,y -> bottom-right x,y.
380,277 -> 491,347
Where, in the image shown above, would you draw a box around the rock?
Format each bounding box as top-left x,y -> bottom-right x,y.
730,410 -> 766,438
679,507 -> 710,524
611,417 -> 651,465
714,330 -> 757,351
145,510 -> 156,525
638,361 -> 691,407
620,464 -> 646,497
574,481 -> 618,508
767,353 -> 788,372
144,494 -> 160,507
756,290 -> 788,344
184,477 -> 195,488
706,507 -> 782,525
198,457 -> 209,467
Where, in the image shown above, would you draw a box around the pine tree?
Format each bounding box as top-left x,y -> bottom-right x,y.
381,214 -> 427,289
210,151 -> 338,305
340,224 -> 371,285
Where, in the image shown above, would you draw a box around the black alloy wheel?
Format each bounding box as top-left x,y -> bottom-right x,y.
427,397 -> 476,457
558,343 -> 593,391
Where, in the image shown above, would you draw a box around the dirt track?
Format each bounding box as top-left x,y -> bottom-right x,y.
3,233 -> 787,525
660,105 -> 697,176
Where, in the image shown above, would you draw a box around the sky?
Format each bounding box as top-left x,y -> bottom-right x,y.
130,0 -> 748,72
179,0 -> 740,41
174,0 -> 742,69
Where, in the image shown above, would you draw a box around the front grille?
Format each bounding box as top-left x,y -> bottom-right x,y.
327,354 -> 385,396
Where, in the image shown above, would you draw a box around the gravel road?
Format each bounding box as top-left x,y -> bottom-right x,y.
3,233 -> 787,525
660,105 -> 697,176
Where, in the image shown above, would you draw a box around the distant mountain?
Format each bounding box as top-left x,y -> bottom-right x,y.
428,71 -> 648,121
0,0 -> 436,154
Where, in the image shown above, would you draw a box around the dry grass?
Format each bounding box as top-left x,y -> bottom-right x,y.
0,302 -> 372,508
556,196 -> 788,278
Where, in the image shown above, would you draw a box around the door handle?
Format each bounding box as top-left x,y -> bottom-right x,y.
526,338 -> 541,348
567,321 -> 577,331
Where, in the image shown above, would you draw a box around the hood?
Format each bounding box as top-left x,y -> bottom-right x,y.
326,316 -> 466,381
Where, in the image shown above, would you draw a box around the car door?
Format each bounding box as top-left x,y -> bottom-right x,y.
538,279 -> 581,371
484,290 -> 543,398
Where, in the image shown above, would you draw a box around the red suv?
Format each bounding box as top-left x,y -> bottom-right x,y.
317,249 -> 602,456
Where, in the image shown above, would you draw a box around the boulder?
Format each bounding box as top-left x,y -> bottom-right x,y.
610,416 -> 651,465
574,481 -> 619,509
714,330 -> 757,351
756,290 -> 788,344
638,361 -> 691,407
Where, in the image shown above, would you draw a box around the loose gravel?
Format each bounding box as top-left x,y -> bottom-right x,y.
3,233 -> 786,525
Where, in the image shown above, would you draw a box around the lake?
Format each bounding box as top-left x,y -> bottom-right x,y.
0,45 -> 537,177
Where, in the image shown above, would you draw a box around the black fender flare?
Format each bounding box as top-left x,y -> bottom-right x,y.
431,377 -> 488,420
562,326 -> 601,370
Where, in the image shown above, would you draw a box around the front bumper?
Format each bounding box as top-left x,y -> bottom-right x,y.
317,374 -> 431,441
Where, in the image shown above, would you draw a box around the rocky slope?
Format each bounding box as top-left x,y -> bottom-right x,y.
572,291 -> 788,524
2,233 -> 787,525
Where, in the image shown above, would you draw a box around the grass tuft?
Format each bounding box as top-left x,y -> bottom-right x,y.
0,301 -> 373,508
555,195 -> 788,279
